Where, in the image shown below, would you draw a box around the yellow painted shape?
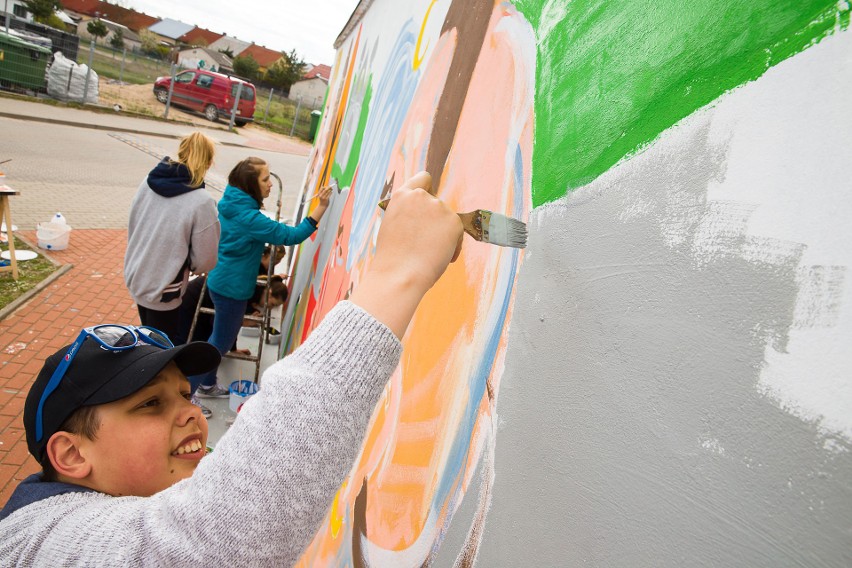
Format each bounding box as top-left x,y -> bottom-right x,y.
413,0 -> 439,70
329,481 -> 347,539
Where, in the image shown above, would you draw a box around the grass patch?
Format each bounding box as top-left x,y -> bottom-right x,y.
253,88 -> 316,140
80,46 -> 170,85
0,236 -> 60,311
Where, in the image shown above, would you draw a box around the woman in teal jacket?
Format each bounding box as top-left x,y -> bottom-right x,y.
194,157 -> 331,397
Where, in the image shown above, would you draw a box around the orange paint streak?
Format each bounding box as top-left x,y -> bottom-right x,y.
319,27 -> 361,192
364,10 -> 532,548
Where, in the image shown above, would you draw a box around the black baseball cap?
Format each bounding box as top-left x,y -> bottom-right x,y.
24,337 -> 221,462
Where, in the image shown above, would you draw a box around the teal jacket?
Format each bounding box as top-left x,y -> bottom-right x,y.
207,184 -> 317,300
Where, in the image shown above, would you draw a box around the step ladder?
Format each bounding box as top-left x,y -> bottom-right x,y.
187,172 -> 286,384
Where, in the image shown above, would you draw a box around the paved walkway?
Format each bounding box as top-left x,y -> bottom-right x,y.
0,229 -> 135,506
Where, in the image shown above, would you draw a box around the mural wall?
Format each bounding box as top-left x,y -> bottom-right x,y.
283,0 -> 852,565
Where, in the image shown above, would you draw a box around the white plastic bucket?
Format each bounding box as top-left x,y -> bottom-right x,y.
229,380 -> 259,413
36,222 -> 71,250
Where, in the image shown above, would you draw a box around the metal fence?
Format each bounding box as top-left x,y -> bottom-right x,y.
0,28 -> 52,94
0,27 -> 317,141
3,17 -> 79,60
254,88 -> 315,140
79,42 -> 170,84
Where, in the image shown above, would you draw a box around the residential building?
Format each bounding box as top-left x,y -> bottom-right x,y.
59,0 -> 158,33
303,64 -> 331,81
178,26 -> 222,48
1,1 -> 33,22
209,35 -> 250,58
238,43 -> 282,73
289,77 -> 327,109
76,17 -> 141,51
146,18 -> 193,46
178,46 -> 233,73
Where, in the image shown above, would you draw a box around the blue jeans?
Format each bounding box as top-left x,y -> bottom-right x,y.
190,290 -> 248,392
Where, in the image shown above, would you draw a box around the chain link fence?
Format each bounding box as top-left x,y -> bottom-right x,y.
1,26 -> 319,141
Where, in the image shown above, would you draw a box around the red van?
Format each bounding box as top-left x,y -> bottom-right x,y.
153,69 -> 256,126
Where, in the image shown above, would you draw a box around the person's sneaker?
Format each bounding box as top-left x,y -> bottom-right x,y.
191,394 -> 212,418
196,383 -> 230,398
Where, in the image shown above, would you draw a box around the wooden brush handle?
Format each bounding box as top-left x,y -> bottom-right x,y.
457,211 -> 483,242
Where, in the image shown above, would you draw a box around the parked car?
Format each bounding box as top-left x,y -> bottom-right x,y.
153,69 -> 256,126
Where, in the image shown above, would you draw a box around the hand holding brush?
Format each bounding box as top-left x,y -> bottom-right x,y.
378,183 -> 528,249
303,178 -> 340,202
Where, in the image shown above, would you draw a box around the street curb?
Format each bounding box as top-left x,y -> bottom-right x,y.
0,110 -> 251,149
0,234 -> 74,323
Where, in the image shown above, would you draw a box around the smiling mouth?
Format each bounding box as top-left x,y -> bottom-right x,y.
172,440 -> 204,456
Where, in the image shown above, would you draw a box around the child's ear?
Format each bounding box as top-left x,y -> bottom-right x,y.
46,432 -> 92,480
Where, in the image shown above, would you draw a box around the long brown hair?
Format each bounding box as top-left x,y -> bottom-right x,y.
228,157 -> 267,206
174,132 -> 215,188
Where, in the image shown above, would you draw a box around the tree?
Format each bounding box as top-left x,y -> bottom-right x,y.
139,29 -> 163,58
233,54 -> 259,81
87,19 -> 109,43
218,46 -> 235,59
136,30 -> 171,61
22,0 -> 59,24
109,28 -> 125,50
263,49 -> 306,91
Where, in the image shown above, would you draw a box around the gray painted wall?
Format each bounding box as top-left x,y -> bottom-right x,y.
460,33 -> 852,566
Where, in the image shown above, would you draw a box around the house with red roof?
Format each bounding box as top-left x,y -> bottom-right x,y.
289,63 -> 332,109
59,0 -> 158,33
238,43 -> 283,73
304,64 -> 331,81
179,27 -> 223,48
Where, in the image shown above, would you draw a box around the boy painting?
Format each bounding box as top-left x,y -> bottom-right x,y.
0,172 -> 463,566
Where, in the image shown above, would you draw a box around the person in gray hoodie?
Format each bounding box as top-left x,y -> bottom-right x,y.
0,171 -> 464,567
124,132 -> 220,343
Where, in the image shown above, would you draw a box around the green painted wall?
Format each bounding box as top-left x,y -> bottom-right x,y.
515,0 -> 850,206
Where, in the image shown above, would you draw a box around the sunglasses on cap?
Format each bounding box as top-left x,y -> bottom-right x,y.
34,325 -> 173,443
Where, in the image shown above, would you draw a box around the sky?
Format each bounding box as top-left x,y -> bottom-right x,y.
117,0 -> 359,65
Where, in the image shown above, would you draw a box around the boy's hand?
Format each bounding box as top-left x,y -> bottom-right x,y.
351,171 -> 463,337
374,171 -> 462,293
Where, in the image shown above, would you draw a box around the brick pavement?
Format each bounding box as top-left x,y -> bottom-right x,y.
0,229 -> 136,507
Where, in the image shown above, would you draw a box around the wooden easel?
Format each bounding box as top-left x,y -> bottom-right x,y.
0,185 -> 20,280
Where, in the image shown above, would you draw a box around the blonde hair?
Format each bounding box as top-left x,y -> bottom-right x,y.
175,132 -> 215,188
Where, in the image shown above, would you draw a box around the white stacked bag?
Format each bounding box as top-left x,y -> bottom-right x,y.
47,52 -> 99,104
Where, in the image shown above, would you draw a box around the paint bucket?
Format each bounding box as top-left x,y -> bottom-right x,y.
228,380 -> 259,413
265,326 -> 281,344
36,213 -> 71,251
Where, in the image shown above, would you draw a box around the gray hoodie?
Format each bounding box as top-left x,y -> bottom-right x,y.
124,158 -> 220,311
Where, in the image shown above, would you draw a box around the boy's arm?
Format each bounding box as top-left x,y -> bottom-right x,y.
0,172 -> 462,567
180,171 -> 462,564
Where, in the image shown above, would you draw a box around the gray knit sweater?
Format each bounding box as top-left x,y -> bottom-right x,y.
0,302 -> 402,567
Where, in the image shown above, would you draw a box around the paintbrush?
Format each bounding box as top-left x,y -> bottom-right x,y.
303,178 -> 340,201
378,197 -> 528,249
